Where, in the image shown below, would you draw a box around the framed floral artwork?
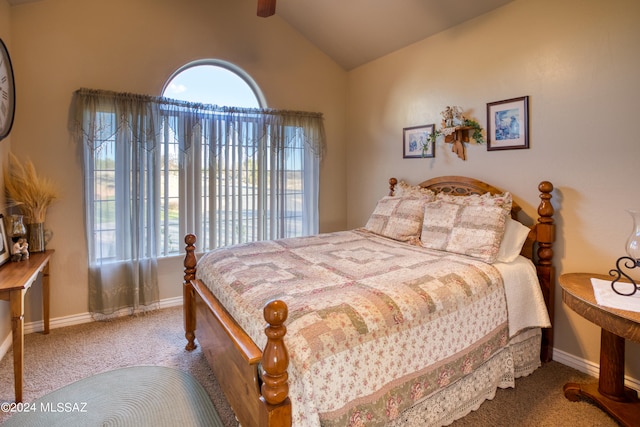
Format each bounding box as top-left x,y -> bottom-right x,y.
486,96 -> 529,151
403,124 -> 435,158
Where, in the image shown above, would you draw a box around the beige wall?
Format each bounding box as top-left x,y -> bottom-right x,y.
2,0 -> 347,323
346,0 -> 640,378
3,0 -> 640,385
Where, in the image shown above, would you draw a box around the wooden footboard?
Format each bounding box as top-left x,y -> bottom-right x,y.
184,234 -> 291,427
183,176 -> 556,427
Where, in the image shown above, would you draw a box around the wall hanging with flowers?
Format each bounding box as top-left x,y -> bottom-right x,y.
424,106 -> 484,161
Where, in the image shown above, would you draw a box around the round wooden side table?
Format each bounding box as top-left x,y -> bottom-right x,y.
559,272 -> 640,427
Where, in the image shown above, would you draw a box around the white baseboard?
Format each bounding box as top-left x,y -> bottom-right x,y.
553,347 -> 640,391
159,296 -> 183,309
0,296 -> 183,362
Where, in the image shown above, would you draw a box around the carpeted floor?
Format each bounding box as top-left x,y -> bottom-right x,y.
0,306 -> 620,426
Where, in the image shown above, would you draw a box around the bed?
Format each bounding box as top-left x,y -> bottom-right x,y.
183,175 -> 556,427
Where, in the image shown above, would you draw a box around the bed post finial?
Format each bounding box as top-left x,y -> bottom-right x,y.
184,234 -> 197,351
536,181 -> 555,363
261,300 -> 290,407
536,181 -> 555,267
389,177 -> 398,196
184,234 -> 197,282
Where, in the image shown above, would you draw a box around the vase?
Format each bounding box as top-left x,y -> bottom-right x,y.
28,222 -> 45,253
626,210 -> 640,262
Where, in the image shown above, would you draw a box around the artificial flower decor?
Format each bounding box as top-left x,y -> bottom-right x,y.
423,106 -> 484,160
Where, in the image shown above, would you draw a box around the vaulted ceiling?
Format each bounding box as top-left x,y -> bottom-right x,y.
7,0 -> 516,71
274,0 -> 515,70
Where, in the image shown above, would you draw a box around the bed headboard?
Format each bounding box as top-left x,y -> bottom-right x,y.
389,176 -> 522,218
388,175 -> 555,363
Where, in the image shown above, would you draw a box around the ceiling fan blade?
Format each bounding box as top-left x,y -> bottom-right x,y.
257,0 -> 276,17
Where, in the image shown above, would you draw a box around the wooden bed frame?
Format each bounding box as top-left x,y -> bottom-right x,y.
183,176 -> 555,427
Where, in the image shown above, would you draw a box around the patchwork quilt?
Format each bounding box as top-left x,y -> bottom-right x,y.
197,229 -> 513,426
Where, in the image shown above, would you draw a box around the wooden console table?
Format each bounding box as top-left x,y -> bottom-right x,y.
0,250 -> 53,402
559,272 -> 640,427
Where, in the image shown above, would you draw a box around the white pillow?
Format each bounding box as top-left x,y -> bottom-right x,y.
496,218 -> 531,263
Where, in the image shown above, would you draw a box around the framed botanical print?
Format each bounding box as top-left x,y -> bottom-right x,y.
486,96 -> 529,151
403,124 -> 435,158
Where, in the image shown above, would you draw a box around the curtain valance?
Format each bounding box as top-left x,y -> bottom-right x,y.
70,87 -> 326,158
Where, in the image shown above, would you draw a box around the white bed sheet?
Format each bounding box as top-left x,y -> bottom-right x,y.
494,255 -> 551,337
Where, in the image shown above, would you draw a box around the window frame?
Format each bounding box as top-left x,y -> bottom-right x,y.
82,61 -> 320,262
162,59 -> 267,108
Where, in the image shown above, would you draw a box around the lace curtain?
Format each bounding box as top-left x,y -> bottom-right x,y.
72,89 -> 325,153
71,88 -> 325,318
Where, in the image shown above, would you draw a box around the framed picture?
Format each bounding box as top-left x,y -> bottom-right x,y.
486,96 -> 529,151
403,124 -> 435,158
0,214 -> 10,266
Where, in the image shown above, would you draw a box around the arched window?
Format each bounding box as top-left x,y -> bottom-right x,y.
75,62 -> 324,316
162,60 -> 264,108
154,61 -> 319,254
79,60 -> 321,263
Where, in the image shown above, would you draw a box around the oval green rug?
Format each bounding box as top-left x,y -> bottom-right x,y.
2,366 -> 224,427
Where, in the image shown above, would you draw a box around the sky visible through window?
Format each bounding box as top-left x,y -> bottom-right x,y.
162,64 -> 260,107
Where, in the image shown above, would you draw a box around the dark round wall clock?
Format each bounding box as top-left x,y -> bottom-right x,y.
0,38 -> 16,141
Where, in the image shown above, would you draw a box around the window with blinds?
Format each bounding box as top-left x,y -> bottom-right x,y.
80,61 -> 321,262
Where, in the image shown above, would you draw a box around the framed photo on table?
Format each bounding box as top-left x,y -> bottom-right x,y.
403,124 -> 435,158
0,214 -> 10,266
486,96 -> 529,151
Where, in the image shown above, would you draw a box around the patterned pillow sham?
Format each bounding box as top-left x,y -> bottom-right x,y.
435,191 -> 512,215
420,201 -> 508,263
364,196 -> 427,243
394,181 -> 435,199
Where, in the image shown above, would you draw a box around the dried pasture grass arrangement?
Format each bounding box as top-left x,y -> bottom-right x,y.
4,152 -> 59,223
